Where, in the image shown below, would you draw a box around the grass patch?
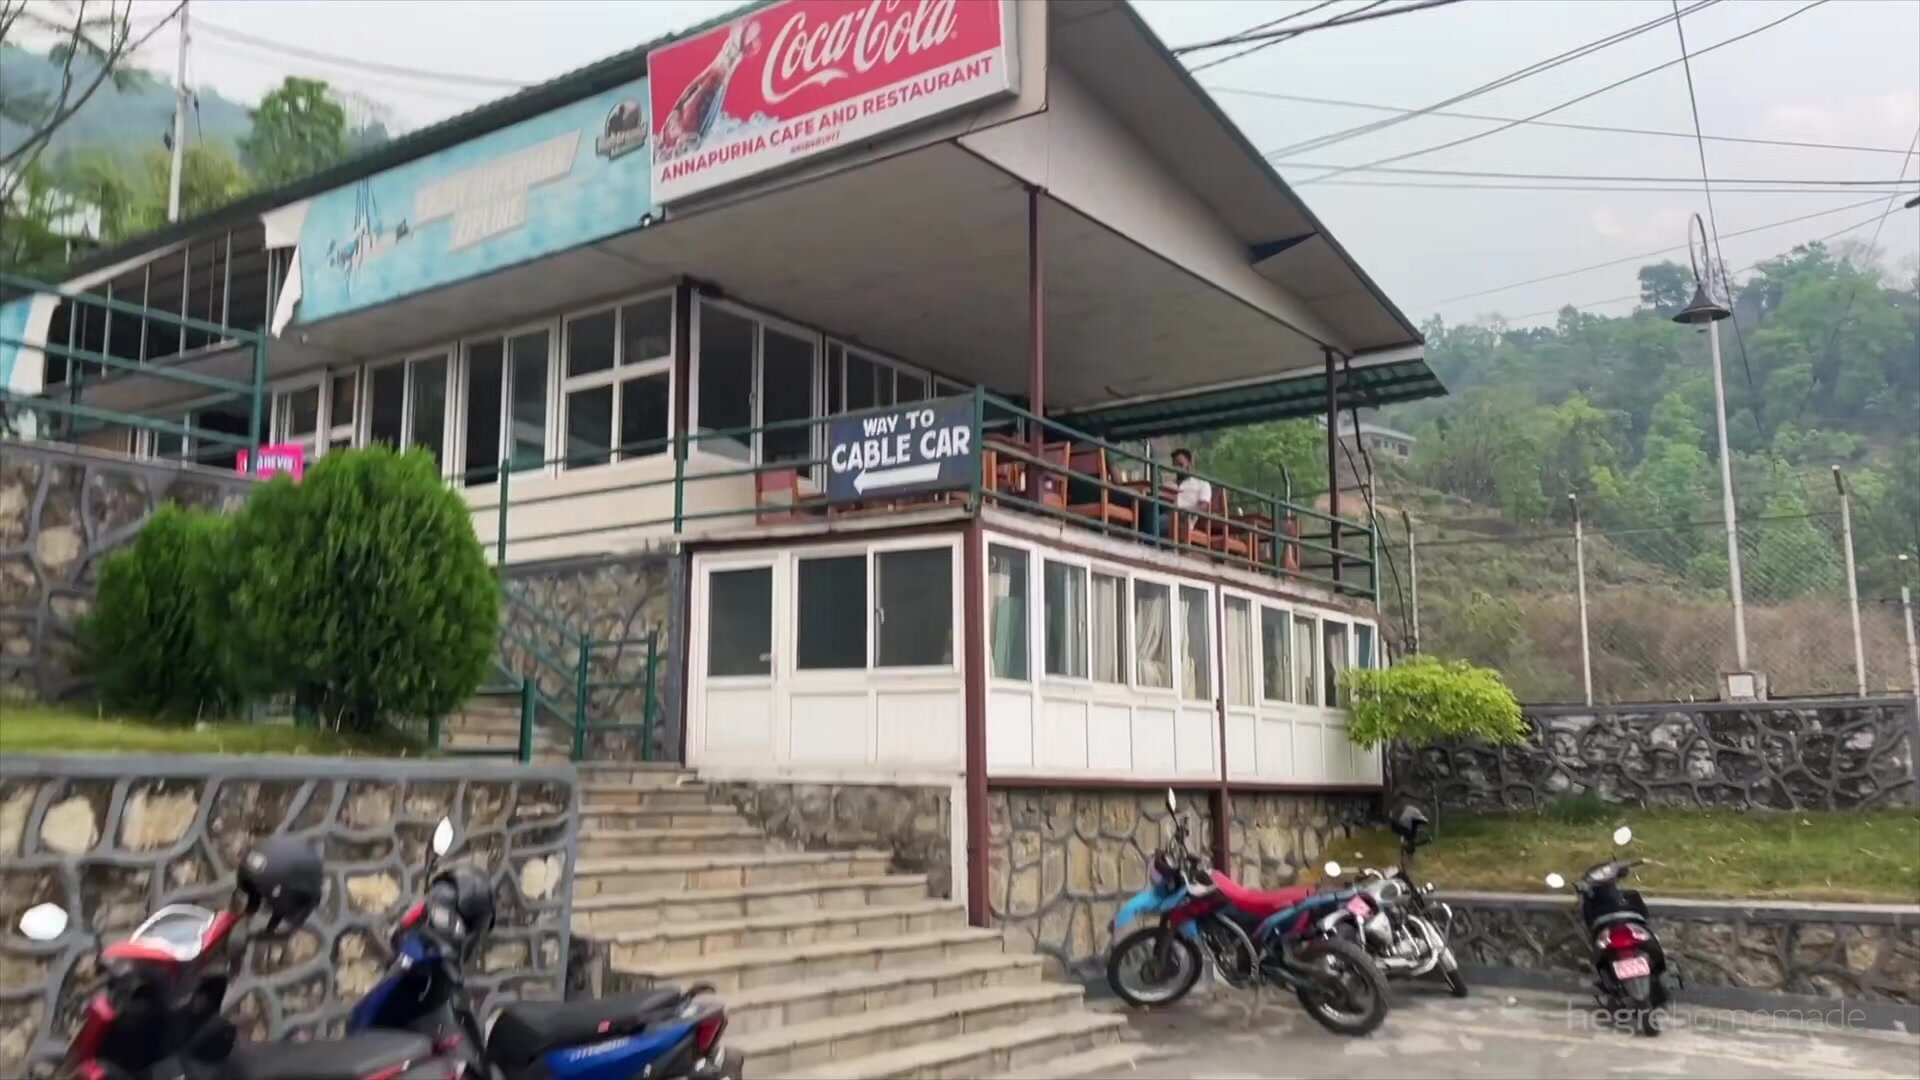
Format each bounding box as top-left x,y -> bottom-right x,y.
1327,806 -> 1920,904
0,702 -> 420,757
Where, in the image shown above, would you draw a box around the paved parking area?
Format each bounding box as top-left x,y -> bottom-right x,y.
1088,985 -> 1920,1079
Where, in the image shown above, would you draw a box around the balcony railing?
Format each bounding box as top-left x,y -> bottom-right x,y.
474,388 -> 1377,599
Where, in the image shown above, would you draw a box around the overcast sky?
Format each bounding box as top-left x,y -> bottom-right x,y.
109,0 -> 1920,326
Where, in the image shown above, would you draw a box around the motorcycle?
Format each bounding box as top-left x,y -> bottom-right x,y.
15,860 -> 457,1079
1318,804 -> 1466,997
349,818 -> 744,1080
1104,790 -> 1392,1037
1545,825 -> 1673,1037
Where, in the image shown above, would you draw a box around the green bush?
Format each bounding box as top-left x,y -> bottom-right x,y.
82,504 -> 241,721
1339,655 -> 1527,750
225,446 -> 498,732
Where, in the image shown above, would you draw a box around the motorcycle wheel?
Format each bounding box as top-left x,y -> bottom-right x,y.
1106,926 -> 1202,1008
1293,937 -> 1391,1037
1439,948 -> 1468,997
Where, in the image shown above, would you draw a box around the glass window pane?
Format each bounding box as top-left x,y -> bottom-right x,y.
368,364 -> 406,447
192,403 -> 250,471
935,379 -> 966,398
846,353 -> 877,411
621,297 -> 673,364
463,340 -> 503,486
707,568 -> 772,676
1325,621 -> 1350,707
762,328 -> 816,464
1042,562 -> 1088,678
1181,586 -> 1211,700
567,310 -> 616,378
1356,624 -> 1376,670
877,548 -> 952,667
408,355 -> 447,472
1261,606 -> 1291,703
619,372 -> 671,458
279,385 -> 319,441
797,556 -> 867,670
897,371 -> 926,403
1092,572 -> 1126,685
1134,581 -> 1172,689
698,307 -> 754,458
566,385 -> 613,468
1293,614 -> 1318,705
827,346 -> 845,416
329,371 -> 357,427
1226,597 -> 1253,707
989,545 -> 1028,681
508,330 -> 549,472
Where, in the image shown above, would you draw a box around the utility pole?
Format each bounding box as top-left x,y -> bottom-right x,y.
1571,494 -> 1594,706
1835,467 -> 1866,696
1901,555 -> 1919,698
167,0 -> 191,224
1401,508 -> 1419,654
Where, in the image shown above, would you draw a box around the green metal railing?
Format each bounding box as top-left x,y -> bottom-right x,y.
0,271 -> 268,457
486,586 -> 662,763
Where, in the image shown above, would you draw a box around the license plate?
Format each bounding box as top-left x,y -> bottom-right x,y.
1346,896 -> 1370,917
1612,954 -> 1651,979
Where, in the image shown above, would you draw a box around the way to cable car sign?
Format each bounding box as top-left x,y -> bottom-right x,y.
826,396 -> 975,502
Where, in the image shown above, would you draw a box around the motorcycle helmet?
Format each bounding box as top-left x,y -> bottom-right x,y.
237,835 -> 324,933
1390,803 -> 1430,840
425,865 -> 496,959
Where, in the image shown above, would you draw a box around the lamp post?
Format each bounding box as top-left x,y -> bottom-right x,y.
1673,214 -> 1747,672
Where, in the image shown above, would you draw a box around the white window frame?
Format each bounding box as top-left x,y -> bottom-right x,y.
1292,609 -> 1322,707
1223,593 -> 1257,708
787,537 -> 962,677
1040,558 -> 1092,682
1257,598 -> 1295,705
558,290 -> 676,470
986,541 -> 1033,685
699,554 -> 781,686
1322,615 -> 1354,709
1129,570 -> 1181,697
452,318 -> 559,487
360,349 -> 457,478
1176,581 -> 1217,703
691,295 -> 823,467
1090,567 -> 1129,687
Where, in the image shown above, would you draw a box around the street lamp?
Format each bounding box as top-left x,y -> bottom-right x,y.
1672,213 -> 1750,678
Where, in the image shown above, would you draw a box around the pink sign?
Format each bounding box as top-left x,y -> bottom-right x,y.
648,0 -> 1017,204
236,443 -> 306,481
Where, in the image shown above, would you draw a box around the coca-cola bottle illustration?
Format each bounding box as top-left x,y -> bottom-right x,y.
658,19 -> 762,162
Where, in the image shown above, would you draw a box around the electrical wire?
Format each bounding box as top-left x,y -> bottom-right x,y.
1293,0 -> 1831,185
1266,1 -> 1721,160
1184,0 -> 1348,74
1281,163 -> 1907,186
194,38 -> 503,108
1176,0 -> 1458,54
193,17 -> 533,89
1209,86 -> 1915,158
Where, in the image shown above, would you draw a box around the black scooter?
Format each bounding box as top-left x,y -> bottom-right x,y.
1545,825 -> 1675,1036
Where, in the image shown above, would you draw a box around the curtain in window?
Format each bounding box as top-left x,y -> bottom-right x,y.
1225,600 -> 1254,706
989,546 -> 1028,680
1180,586 -> 1211,700
1135,584 -> 1171,688
1044,563 -> 1088,678
1092,573 -> 1125,684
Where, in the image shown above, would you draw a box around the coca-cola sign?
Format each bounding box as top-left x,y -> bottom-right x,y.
648,0 -> 1017,204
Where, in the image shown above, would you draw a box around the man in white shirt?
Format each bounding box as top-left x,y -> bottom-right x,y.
1160,447 -> 1211,538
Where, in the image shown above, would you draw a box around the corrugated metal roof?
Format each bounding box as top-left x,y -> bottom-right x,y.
1055,356 -> 1443,441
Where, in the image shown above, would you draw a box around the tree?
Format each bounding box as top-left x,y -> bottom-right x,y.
1637,260 -> 1693,317
241,77 -> 348,187
0,161 -> 79,276
1200,420 -> 1323,502
1340,656 -> 1527,751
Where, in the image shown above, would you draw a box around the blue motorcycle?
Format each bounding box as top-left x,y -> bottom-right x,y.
349,818 -> 743,1080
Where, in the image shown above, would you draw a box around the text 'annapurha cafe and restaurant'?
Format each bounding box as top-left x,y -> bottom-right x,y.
1,0 -> 1443,959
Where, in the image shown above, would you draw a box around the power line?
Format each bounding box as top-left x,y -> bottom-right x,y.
1314,179 -> 1915,194
1176,0 -> 1463,55
1294,0 -> 1831,185
1424,196 -> 1897,306
1209,86 -> 1914,158
194,38 -> 502,107
1266,1 -> 1721,160
1282,162 -> 1906,186
1181,0 -> 1345,74
193,18 -> 532,89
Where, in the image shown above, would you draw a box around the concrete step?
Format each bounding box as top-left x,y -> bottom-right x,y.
616,927 -> 1005,994
582,783 -> 713,810
721,953 -> 1047,1037
442,729 -> 570,751
604,901 -> 965,966
575,764 -> 697,788
986,1041 -> 1162,1080
578,826 -> 770,858
582,805 -> 752,832
572,875 -> 934,934
734,983 -> 1084,1077
573,850 -> 894,898
775,1011 -> 1130,1080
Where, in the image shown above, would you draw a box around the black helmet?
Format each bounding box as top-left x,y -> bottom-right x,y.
237,835 -> 324,933
425,865 -> 495,958
1391,804 -> 1431,839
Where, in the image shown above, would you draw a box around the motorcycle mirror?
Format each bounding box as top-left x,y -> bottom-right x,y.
1323,861 -> 1343,878
431,818 -> 455,857
1612,826 -> 1633,847
1164,789 -> 1177,814
19,902 -> 69,941
1544,873 -> 1566,890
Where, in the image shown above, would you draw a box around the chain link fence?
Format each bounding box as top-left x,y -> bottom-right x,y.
1375,496 -> 1918,705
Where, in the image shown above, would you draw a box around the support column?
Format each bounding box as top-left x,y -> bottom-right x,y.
1325,348 -> 1342,585
962,520 -> 990,926
1025,186 -> 1046,503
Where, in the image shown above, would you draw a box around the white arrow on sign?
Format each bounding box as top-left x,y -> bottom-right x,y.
854,462 -> 941,493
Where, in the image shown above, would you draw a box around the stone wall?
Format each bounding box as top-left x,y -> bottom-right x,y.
1,442 -> 255,702
709,780 -> 953,899
502,548 -> 684,760
1393,697 -> 1920,813
0,755 -> 578,1077
1446,891 -> 1920,1027
1226,791 -> 1375,891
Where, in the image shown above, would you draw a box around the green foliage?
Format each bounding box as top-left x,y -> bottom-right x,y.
225,446 -> 499,732
82,505 -> 242,721
242,78 -> 349,187
1194,420 -> 1323,499
1540,790 -> 1610,826
1338,655 -> 1527,750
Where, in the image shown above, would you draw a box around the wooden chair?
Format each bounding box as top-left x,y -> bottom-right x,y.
754,467 -> 806,524
1280,515 -> 1303,573
1039,441 -> 1071,509
1067,446 -> 1136,528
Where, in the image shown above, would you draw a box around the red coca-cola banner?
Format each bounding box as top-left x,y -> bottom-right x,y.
648,0 -> 1017,204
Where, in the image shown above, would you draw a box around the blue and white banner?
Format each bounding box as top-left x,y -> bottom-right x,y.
294,77 -> 657,324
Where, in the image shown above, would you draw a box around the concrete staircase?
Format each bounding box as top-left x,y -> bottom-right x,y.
439,699 -> 571,762
571,765 -> 1152,1079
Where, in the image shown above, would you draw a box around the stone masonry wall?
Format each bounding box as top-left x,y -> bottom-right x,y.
0,755 -> 578,1077
502,548 -> 684,760
1227,791 -> 1376,891
1393,697 -> 1919,813
1447,892 -> 1920,1017
709,781 -> 953,899
1,442 -> 255,702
